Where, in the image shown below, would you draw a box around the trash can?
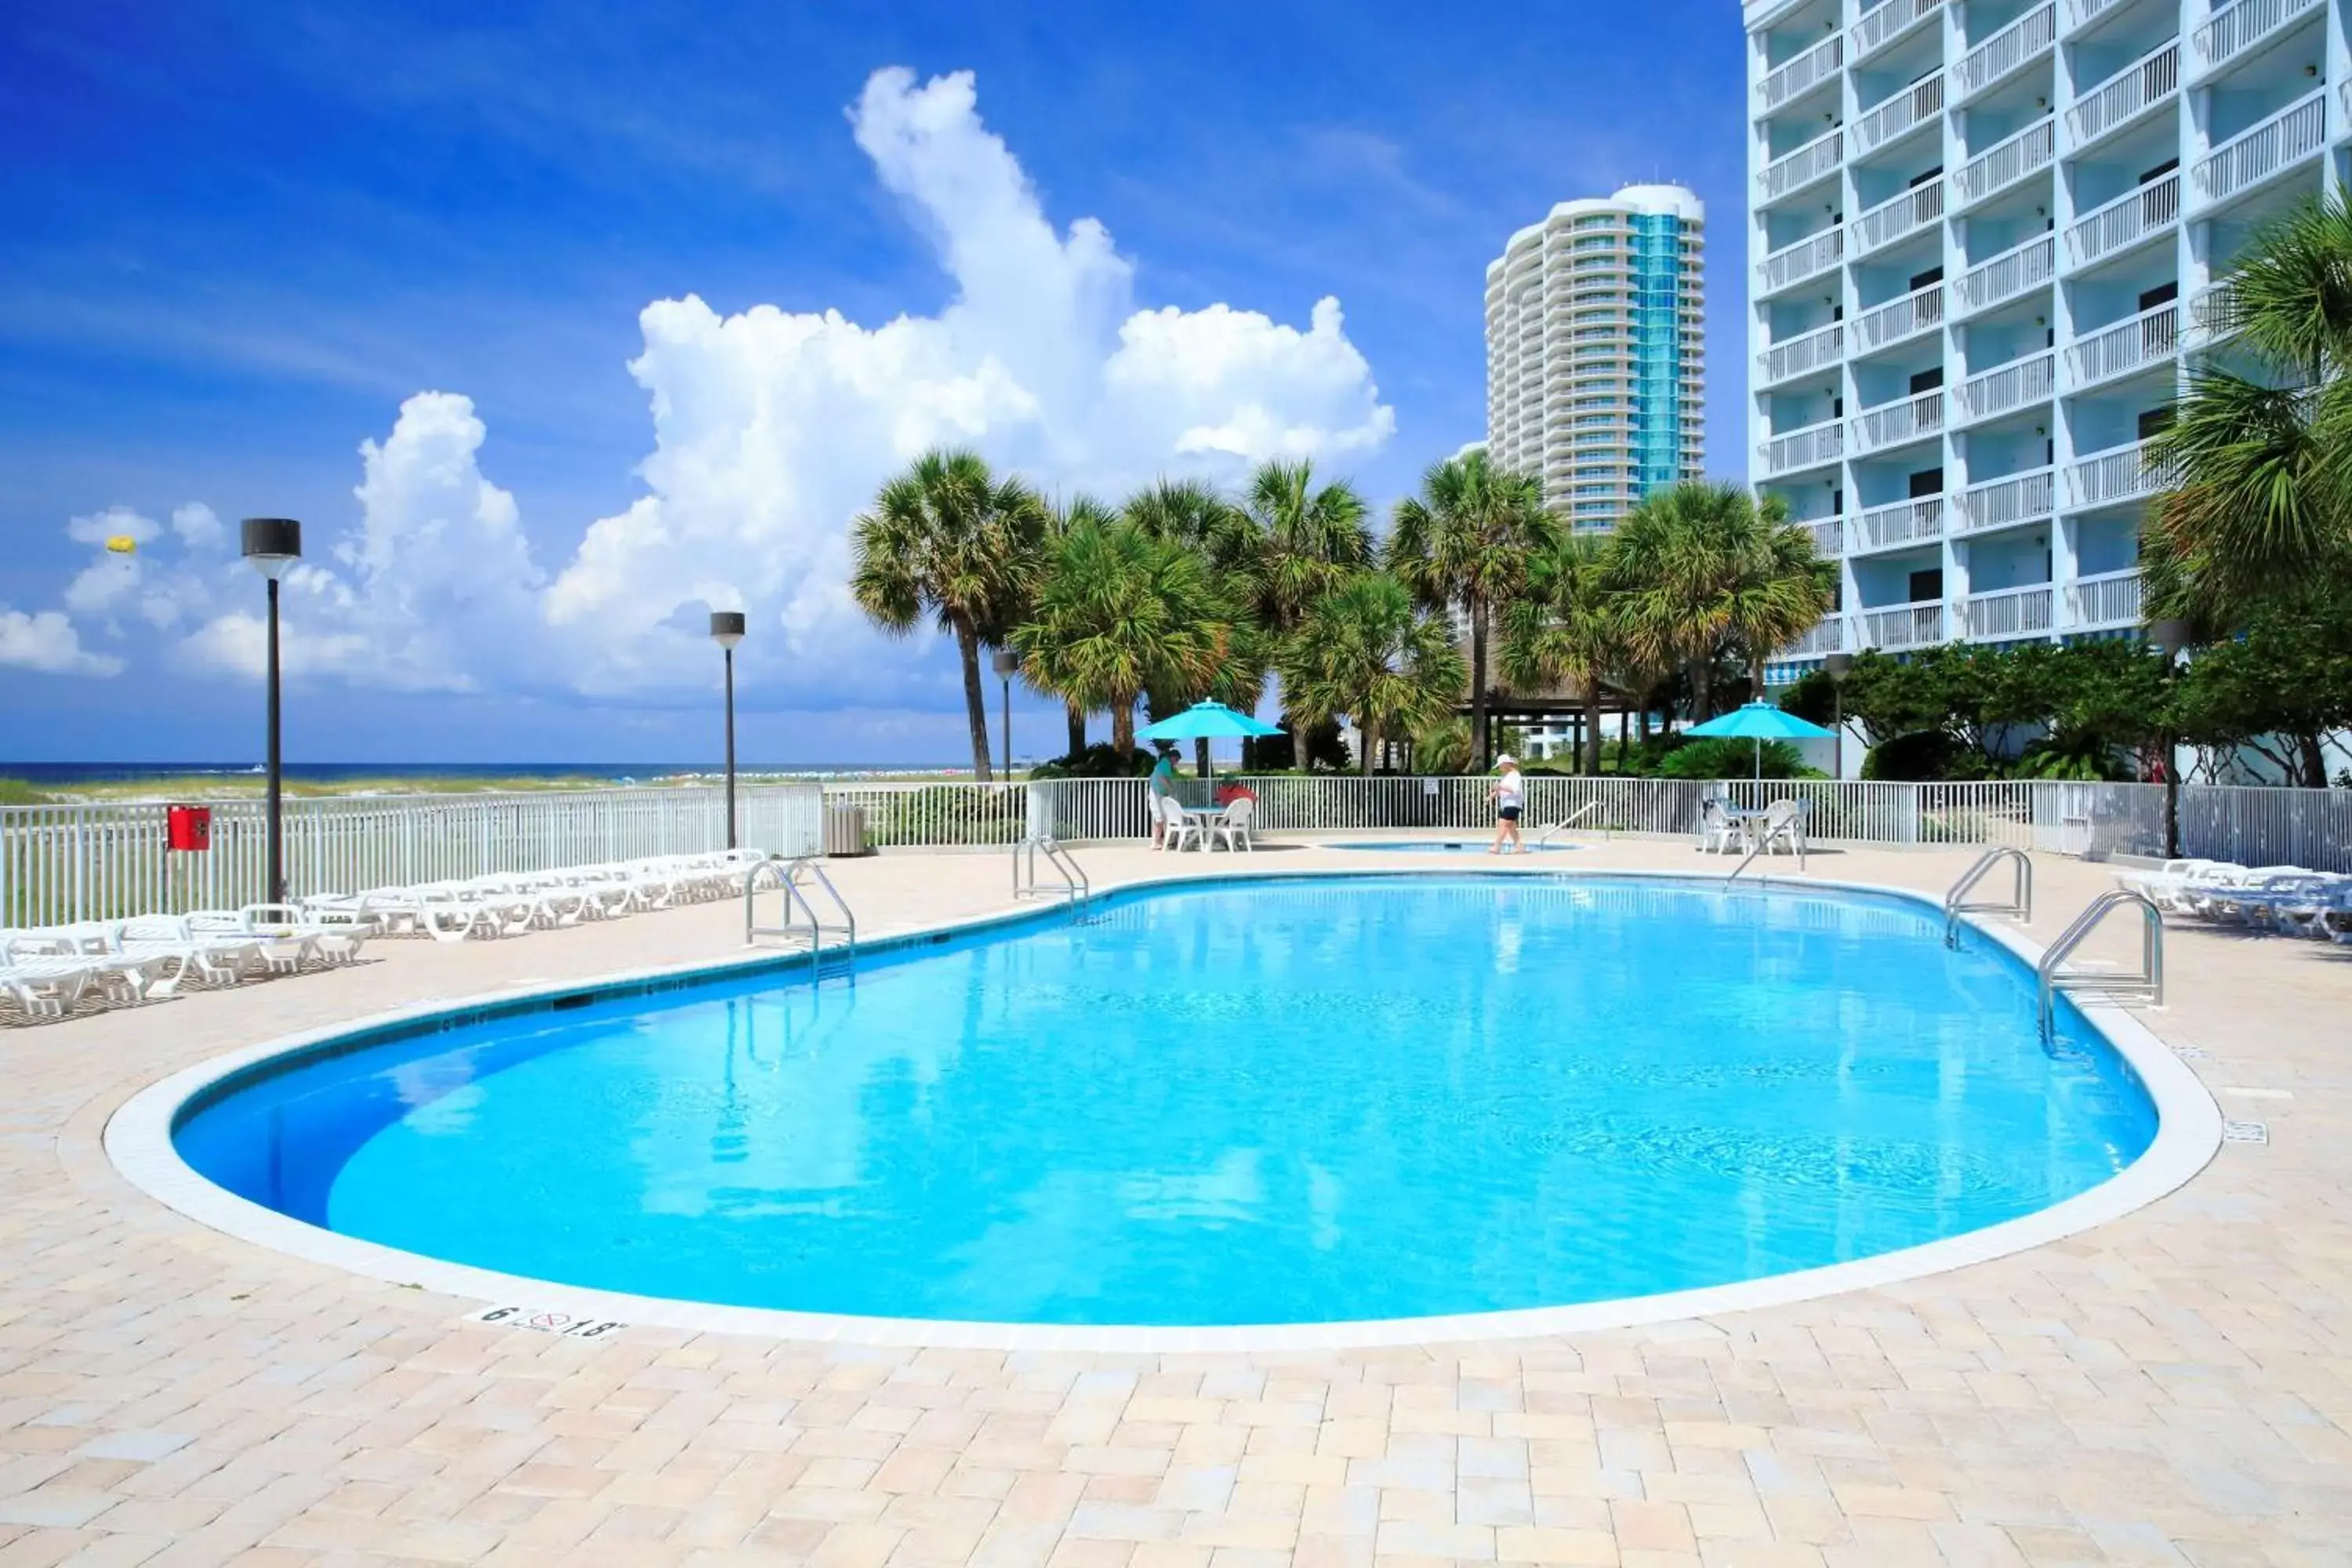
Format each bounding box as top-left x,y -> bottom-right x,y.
823,804 -> 869,857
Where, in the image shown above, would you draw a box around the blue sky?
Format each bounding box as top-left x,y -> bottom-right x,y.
0,1 -> 1748,764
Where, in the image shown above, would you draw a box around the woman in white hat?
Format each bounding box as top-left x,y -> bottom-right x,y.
1487,754 -> 1524,855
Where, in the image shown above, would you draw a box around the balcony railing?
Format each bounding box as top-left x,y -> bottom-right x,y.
1759,322 -> 1844,386
2193,91 -> 2327,208
1860,601 -> 1947,650
1760,34 -> 1844,112
2066,568 -> 2143,628
1799,516 -> 1846,557
1778,616 -> 1852,658
1957,3 -> 2056,101
1853,0 -> 1944,61
1853,496 -> 1946,551
1854,390 -> 1946,452
2064,0 -> 2125,25
2068,39 -> 2180,147
1955,350 -> 2056,423
1854,183 -> 1944,257
1761,416 -> 1846,476
2067,303 -> 2180,387
1955,233 -> 2055,315
1955,466 -> 2055,533
1965,584 -> 2056,639
1762,127 -> 1846,201
1953,118 -> 2055,208
1853,73 -> 1945,155
2067,437 -> 2176,509
2194,0 -> 2323,78
1760,227 -> 1845,292
1854,283 -> 1945,354
2065,172 -> 2180,267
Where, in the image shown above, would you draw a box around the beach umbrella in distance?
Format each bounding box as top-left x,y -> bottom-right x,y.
1682,702 -> 1835,781
1134,700 -> 1283,782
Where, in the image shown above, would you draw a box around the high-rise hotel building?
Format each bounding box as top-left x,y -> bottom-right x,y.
1485,185 -> 1708,528
1746,0 -> 2342,678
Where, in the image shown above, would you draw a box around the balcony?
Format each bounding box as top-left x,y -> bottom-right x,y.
1760,34 -> 1844,113
2192,90 -> 2327,210
1854,283 -> 1945,354
2066,437 -> 2176,509
1762,128 -> 1846,202
1853,390 -> 1946,453
2064,0 -> 2126,26
1860,600 -> 1948,650
1778,616 -> 1852,658
1964,583 -> 2056,639
2068,39 -> 2180,149
1798,516 -> 1846,556
1956,3 -> 2056,102
1853,496 -> 1946,552
1953,118 -> 2055,209
2193,0 -> 2324,81
1955,350 -> 2056,423
1954,466 -> 2056,533
2067,302 -> 2180,388
1853,0 -> 1944,63
2064,173 -> 2180,268
2065,568 -> 2143,629
1759,227 -> 1845,292
1758,322 -> 1844,387
1955,233 -> 2056,316
1854,183 -> 1944,258
1853,73 -> 1945,156
1761,416 -> 1846,476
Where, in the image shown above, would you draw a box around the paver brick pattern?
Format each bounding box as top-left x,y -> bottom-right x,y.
2,840 -> 2347,1566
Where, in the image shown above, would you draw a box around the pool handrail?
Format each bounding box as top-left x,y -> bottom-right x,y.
744,855 -> 858,968
2037,887 -> 2162,1040
1537,802 -> 1600,845
1013,834 -> 1091,912
1944,846 -> 2033,948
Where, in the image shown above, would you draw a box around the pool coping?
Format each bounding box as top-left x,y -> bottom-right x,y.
103,862 -> 2224,1355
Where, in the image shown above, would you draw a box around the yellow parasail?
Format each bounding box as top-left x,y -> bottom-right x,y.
104,535 -> 137,555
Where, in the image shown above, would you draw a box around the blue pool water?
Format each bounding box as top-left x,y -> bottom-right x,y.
176,876 -> 2158,1327
1329,840 -> 1579,854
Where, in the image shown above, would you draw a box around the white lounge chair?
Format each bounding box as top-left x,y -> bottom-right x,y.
1210,798 -> 1254,853
0,954 -> 99,1019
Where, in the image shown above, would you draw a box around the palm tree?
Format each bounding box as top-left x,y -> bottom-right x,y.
1276,573 -> 1466,775
1608,480 -> 1831,718
1499,535 -> 1623,775
1126,478 -> 1271,773
851,449 -> 1048,780
1014,515 -> 1227,759
1039,495 -> 1123,757
1386,451 -> 1559,770
2146,193 -> 2352,625
1236,459 -> 1374,767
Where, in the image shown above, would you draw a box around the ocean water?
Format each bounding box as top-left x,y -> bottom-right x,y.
5,761 -> 957,786
176,875 -> 2158,1327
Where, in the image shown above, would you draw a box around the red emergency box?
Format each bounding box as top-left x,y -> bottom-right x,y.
165,804 -> 212,852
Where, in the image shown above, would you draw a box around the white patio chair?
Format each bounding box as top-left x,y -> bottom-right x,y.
1755,799 -> 1809,858
0,954 -> 100,1019
1158,795 -> 1202,852
1697,797 -> 1741,855
1210,798 -> 1254,853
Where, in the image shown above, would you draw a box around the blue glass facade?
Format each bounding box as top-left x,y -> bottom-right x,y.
1627,213 -> 1687,500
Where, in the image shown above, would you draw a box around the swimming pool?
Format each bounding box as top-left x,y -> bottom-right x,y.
167,874 -> 2163,1331
1327,839 -> 1579,854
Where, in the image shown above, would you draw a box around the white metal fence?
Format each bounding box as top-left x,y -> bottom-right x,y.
5,775 -> 2346,927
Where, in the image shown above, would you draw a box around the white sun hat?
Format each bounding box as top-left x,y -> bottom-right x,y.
1495,754 -> 1516,768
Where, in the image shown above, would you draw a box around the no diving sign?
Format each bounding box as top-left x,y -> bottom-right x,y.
466,1304 -> 626,1341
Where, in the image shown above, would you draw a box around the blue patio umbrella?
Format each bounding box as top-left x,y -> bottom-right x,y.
1683,702 -> 1836,780
1134,700 -> 1284,782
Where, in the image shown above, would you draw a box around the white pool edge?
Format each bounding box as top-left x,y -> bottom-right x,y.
103,864 -> 2225,1355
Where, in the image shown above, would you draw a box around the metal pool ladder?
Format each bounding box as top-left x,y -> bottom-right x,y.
1014,835 -> 1092,916
2037,888 -> 2163,1041
1536,801 -> 1599,846
1944,846 -> 2032,948
745,855 -> 858,978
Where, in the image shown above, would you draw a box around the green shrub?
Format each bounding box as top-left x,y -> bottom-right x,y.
1862,729 -> 1976,782
1657,737 -> 1819,781
0,779 -> 53,806
1027,744 -> 1156,780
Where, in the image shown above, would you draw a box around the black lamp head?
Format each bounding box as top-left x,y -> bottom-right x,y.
240,517 -> 303,580
709,611 -> 746,650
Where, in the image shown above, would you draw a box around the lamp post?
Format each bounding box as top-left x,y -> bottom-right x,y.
710,612 -> 746,850
2151,618 -> 2190,860
993,649 -> 1018,779
1823,652 -> 1853,781
239,518 -> 302,906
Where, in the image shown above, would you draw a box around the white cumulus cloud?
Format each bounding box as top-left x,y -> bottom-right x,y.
23,65 -> 1394,710
0,608 -> 122,677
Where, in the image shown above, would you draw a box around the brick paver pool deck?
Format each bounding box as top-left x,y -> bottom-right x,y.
2,840 -> 2346,1566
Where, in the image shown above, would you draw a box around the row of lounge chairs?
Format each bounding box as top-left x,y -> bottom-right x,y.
2116,859 -> 2352,944
0,849 -> 776,1023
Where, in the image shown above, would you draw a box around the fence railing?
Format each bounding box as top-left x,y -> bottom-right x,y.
0,785 -> 825,928
1955,233 -> 2054,317
8,776 -> 2350,926
1957,2 -> 2053,100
